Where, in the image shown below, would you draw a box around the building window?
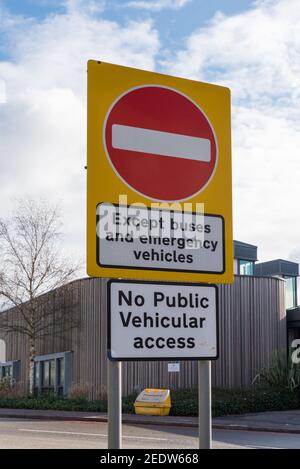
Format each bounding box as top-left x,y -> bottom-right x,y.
0,361 -> 20,382
34,362 -> 39,393
50,359 -> 56,387
239,260 -> 254,276
34,352 -> 71,396
285,276 -> 297,309
42,361 -> 49,388
41,359 -> 56,393
57,357 -> 65,396
2,365 -> 12,378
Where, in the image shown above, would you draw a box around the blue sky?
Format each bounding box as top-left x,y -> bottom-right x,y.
0,0 -> 300,274
4,1 -> 256,31
1,0 -> 256,62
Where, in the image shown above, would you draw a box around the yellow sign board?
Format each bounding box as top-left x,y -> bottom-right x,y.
87,60 -> 233,283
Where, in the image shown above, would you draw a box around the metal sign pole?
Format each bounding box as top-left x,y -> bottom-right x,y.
108,359 -> 122,449
198,360 -> 212,449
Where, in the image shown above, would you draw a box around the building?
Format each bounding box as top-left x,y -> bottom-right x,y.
254,259 -> 299,349
0,240 -> 298,399
234,240 -> 257,275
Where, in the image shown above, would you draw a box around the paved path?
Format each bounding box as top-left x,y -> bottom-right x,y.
1,408 -> 300,433
214,410 -> 300,433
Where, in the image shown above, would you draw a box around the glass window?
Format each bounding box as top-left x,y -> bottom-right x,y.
2,365 -> 12,377
34,363 -> 39,387
239,260 -> 254,275
57,358 -> 65,387
49,360 -> 55,387
42,361 -> 49,387
285,277 -> 297,309
35,352 -> 70,396
42,360 -> 56,388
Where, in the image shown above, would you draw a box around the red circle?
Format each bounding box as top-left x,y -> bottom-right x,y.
104,86 -> 217,201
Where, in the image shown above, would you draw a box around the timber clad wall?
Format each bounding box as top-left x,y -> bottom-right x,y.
0,276 -> 286,398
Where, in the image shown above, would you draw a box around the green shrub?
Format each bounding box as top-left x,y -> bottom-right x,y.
253,350 -> 300,391
0,386 -> 300,417
170,388 -> 198,416
0,377 -> 14,396
171,400 -> 197,416
0,377 -> 25,398
212,388 -> 300,417
122,393 -> 138,414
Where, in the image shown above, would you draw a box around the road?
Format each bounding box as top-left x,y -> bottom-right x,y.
0,418 -> 300,449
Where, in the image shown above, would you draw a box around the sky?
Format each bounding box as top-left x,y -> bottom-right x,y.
0,0 -> 299,280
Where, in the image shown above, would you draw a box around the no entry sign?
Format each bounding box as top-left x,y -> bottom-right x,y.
104,86 -> 217,201
87,61 -> 233,283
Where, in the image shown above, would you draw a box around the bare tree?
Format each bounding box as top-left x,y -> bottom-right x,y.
0,199 -> 79,394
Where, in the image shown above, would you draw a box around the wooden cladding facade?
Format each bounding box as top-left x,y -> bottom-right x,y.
0,276 -> 286,398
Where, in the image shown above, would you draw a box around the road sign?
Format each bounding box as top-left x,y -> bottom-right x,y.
104,85 -> 217,201
107,280 -> 218,361
97,203 -> 225,274
87,60 -> 233,283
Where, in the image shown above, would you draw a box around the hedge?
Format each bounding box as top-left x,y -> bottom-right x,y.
0,387 -> 300,417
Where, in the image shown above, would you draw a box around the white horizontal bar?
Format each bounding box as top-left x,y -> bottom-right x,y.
18,429 -> 167,441
112,124 -> 211,162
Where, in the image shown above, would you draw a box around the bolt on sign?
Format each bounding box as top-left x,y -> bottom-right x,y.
107,280 -> 219,361
87,60 -> 233,283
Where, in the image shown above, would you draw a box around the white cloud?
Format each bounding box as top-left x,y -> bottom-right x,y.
165,0 -> 300,103
0,4 -> 160,270
1,0 -> 300,277
0,79 -> 5,102
124,0 -> 191,12
64,0 -> 106,15
163,0 -> 300,265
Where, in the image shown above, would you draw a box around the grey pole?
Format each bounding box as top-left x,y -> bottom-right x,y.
108,359 -> 122,449
198,360 -> 212,449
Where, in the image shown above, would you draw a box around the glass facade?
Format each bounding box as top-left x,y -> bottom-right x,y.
2,365 -> 12,378
42,361 -> 49,388
34,352 -> 71,396
50,359 -> 55,387
239,260 -> 254,276
40,359 -> 60,392
57,357 -> 65,395
34,362 -> 39,391
0,361 -> 20,382
285,276 -> 297,309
